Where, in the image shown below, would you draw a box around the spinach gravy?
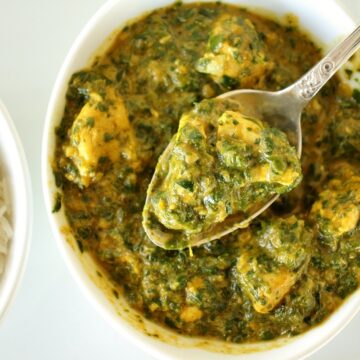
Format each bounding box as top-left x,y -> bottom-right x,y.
53,2 -> 360,343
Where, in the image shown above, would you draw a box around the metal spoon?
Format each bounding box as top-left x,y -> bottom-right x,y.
143,24 -> 360,250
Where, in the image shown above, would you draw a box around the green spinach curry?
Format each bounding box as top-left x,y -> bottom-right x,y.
143,98 -> 302,248
54,2 -> 360,343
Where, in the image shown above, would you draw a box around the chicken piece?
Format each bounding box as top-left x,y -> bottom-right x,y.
333,117 -> 360,155
217,111 -> 263,145
64,85 -> 139,187
310,166 -> 360,249
255,216 -> 311,270
255,128 -> 302,187
235,218 -> 309,314
217,111 -> 302,187
196,15 -> 272,88
236,242 -> 307,313
216,111 -> 263,171
330,97 -> 360,157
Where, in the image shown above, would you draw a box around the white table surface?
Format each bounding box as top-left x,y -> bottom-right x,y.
0,0 -> 359,359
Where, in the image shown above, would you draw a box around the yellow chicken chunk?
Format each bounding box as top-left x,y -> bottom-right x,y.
217,111 -> 263,145
311,170 -> 360,246
196,15 -> 272,88
180,306 -> 203,322
236,247 -> 302,313
64,86 -> 139,187
217,111 -> 301,187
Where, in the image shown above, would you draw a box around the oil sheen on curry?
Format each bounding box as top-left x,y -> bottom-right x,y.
53,2 -> 360,343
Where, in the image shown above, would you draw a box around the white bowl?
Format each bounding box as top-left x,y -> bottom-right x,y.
0,100 -> 31,321
42,1 -> 358,359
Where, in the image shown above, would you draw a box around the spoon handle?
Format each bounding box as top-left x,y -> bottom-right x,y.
289,24 -> 360,105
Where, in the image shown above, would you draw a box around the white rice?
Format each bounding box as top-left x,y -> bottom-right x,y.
0,177 -> 12,275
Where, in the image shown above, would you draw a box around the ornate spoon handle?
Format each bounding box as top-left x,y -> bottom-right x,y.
289,25 -> 360,104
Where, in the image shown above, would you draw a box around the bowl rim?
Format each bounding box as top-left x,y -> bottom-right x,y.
41,0 -> 360,359
0,99 -> 32,322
